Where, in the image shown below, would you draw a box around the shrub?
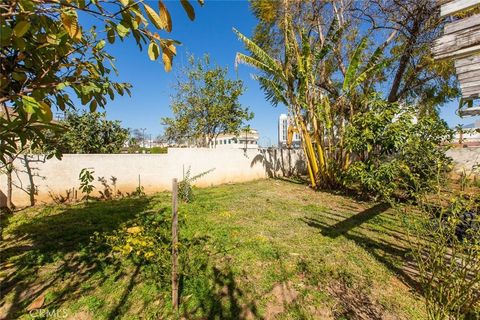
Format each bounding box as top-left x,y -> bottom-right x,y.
344,99 -> 452,201
407,196 -> 480,319
178,167 -> 214,202
102,211 -> 171,266
79,168 -> 95,201
95,209 -> 212,301
150,147 -> 168,154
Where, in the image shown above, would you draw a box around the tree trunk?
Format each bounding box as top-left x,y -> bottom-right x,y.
387,21 -> 420,103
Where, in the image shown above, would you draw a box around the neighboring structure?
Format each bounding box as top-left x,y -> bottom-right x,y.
209,129 -> 260,149
433,0 -> 480,115
454,119 -> 480,147
278,114 -> 301,148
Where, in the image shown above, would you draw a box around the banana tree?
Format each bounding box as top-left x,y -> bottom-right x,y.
234,7 -> 393,189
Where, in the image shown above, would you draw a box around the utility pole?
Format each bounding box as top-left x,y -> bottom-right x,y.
140,128 -> 146,148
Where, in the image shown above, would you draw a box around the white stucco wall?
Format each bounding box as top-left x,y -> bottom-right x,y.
446,147 -> 480,174
0,148 -> 305,208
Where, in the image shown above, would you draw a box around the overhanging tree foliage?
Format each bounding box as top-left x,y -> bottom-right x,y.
0,0 -> 202,166
162,55 -> 253,147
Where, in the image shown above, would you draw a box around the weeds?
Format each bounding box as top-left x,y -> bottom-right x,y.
79,168 -> 95,201
178,166 -> 215,202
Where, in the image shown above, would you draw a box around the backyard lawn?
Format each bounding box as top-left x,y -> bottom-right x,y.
1,179 -> 426,319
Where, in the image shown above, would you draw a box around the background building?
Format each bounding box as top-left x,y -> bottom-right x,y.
278,114 -> 301,148
454,119 -> 480,147
209,129 -> 259,149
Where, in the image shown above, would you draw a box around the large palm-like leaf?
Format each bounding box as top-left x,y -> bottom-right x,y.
234,28 -> 290,107
343,32 -> 393,93
233,28 -> 284,79
315,16 -> 344,65
254,75 -> 288,106
351,37 -> 393,90
343,36 -> 369,92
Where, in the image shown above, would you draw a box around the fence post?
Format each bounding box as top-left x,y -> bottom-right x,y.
171,178 -> 179,311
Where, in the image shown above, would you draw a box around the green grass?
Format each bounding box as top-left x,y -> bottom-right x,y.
0,179 -> 426,319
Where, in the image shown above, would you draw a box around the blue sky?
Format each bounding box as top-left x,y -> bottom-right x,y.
97,0 -> 476,145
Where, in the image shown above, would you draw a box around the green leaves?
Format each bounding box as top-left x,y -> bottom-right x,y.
1,0 -> 200,165
13,21 -> 31,37
161,54 -> 251,146
79,168 -> 95,199
0,25 -> 12,46
116,24 -> 129,38
89,99 -> 98,112
344,98 -> 452,200
343,36 -> 368,92
22,96 -> 40,114
233,28 -> 283,78
22,96 -> 53,122
47,111 -> 130,155
107,28 -> 116,44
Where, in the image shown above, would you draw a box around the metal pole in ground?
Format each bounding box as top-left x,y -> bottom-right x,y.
171,178 -> 179,311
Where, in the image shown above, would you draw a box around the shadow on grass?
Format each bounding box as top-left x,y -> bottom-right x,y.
306,203 -> 390,238
182,266 -> 260,319
301,203 -> 421,292
107,265 -> 141,320
0,197 -> 153,319
1,196 -> 262,319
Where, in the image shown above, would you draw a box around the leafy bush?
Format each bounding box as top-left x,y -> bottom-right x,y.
96,209 -> 212,299
178,167 -> 215,202
150,147 -> 168,154
407,196 -> 480,319
79,168 -> 95,201
42,111 -> 130,155
102,211 -> 171,267
129,186 -> 145,197
344,98 -> 453,201
98,176 -> 120,200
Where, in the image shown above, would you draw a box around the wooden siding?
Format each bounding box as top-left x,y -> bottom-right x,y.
435,0 -> 480,102
433,14 -> 480,59
439,0 -> 480,16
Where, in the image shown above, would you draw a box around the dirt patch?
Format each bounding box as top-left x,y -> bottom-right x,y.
328,281 -> 399,320
307,305 -> 334,319
67,310 -> 93,320
265,281 -> 299,319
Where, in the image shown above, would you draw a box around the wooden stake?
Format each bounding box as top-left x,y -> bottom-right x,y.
171,178 -> 179,311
